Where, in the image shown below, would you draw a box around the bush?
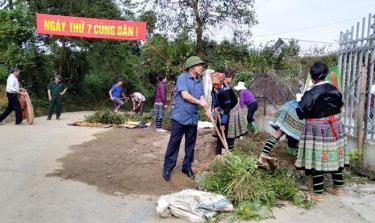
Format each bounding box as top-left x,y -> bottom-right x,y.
233,71 -> 253,86
349,148 -> 362,166
0,66 -> 8,84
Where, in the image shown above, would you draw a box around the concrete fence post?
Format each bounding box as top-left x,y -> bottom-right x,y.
356,64 -> 367,164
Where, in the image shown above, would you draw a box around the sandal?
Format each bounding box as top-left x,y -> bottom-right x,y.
257,154 -> 271,167
326,187 -> 344,196
257,160 -> 269,169
306,175 -> 313,191
258,154 -> 276,170
310,193 -> 324,202
259,153 -> 274,161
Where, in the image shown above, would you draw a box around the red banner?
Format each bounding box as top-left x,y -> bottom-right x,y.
36,13 -> 147,41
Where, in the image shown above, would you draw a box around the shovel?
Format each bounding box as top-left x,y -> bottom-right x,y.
207,109 -> 231,154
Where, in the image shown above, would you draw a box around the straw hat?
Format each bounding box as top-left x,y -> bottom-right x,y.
234,81 -> 247,91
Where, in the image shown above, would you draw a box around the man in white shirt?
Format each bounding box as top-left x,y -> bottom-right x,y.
130,92 -> 146,115
0,68 -> 26,125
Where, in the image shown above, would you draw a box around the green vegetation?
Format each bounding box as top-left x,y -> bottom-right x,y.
0,0 -> 337,115
139,0 -> 257,56
197,153 -> 314,220
85,110 -> 125,125
344,170 -> 369,185
345,149 -> 369,184
349,148 -> 363,167
84,110 -> 152,124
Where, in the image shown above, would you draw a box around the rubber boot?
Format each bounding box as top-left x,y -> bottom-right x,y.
286,146 -> 297,156
247,123 -> 254,132
251,123 -> 259,134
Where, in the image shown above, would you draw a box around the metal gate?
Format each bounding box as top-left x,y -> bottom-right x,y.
338,13 -> 375,142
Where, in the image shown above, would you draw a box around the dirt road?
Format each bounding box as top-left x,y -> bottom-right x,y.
0,112 -> 374,223
0,112 -> 184,223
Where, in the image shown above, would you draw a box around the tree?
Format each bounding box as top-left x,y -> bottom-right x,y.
138,11 -> 157,37
137,0 -> 257,56
0,1 -> 55,96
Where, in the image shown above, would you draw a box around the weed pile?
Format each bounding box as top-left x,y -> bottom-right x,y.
197,153 -> 312,220
85,110 -> 152,125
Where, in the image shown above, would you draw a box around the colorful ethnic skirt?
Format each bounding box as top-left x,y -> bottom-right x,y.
227,103 -> 248,139
295,115 -> 349,172
269,100 -> 305,140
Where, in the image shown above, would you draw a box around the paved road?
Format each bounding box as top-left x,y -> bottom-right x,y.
0,112 -> 374,223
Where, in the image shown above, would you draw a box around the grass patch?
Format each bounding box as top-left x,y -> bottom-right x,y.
344,170 -> 369,185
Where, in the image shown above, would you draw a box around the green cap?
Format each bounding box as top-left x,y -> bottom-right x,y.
184,56 -> 205,70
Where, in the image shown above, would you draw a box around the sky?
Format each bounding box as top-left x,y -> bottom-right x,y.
214,0 -> 375,53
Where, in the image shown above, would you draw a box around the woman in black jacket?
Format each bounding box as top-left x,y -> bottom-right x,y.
296,61 -> 349,202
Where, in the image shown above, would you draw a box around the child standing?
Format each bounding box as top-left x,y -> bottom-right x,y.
296,61 -> 349,202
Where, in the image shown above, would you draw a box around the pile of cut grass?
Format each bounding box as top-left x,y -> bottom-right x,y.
85,110 -> 152,125
197,152 -> 313,220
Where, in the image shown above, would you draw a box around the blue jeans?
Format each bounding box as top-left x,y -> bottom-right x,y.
163,119 -> 198,171
112,97 -> 124,106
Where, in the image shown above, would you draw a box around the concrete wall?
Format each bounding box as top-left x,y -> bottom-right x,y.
347,136 -> 375,176
363,140 -> 375,176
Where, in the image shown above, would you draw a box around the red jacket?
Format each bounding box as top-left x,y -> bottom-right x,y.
154,81 -> 167,105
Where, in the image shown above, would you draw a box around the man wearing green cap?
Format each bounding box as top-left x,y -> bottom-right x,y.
163,56 -> 210,181
47,75 -> 67,120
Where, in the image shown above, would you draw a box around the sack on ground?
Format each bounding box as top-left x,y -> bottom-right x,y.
156,189 -> 233,223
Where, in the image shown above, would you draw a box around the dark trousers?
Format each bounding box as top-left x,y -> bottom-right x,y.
134,101 -> 144,115
163,120 -> 198,171
312,169 -> 344,194
246,101 -> 258,124
286,135 -> 299,148
0,93 -> 22,124
48,96 -> 63,119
